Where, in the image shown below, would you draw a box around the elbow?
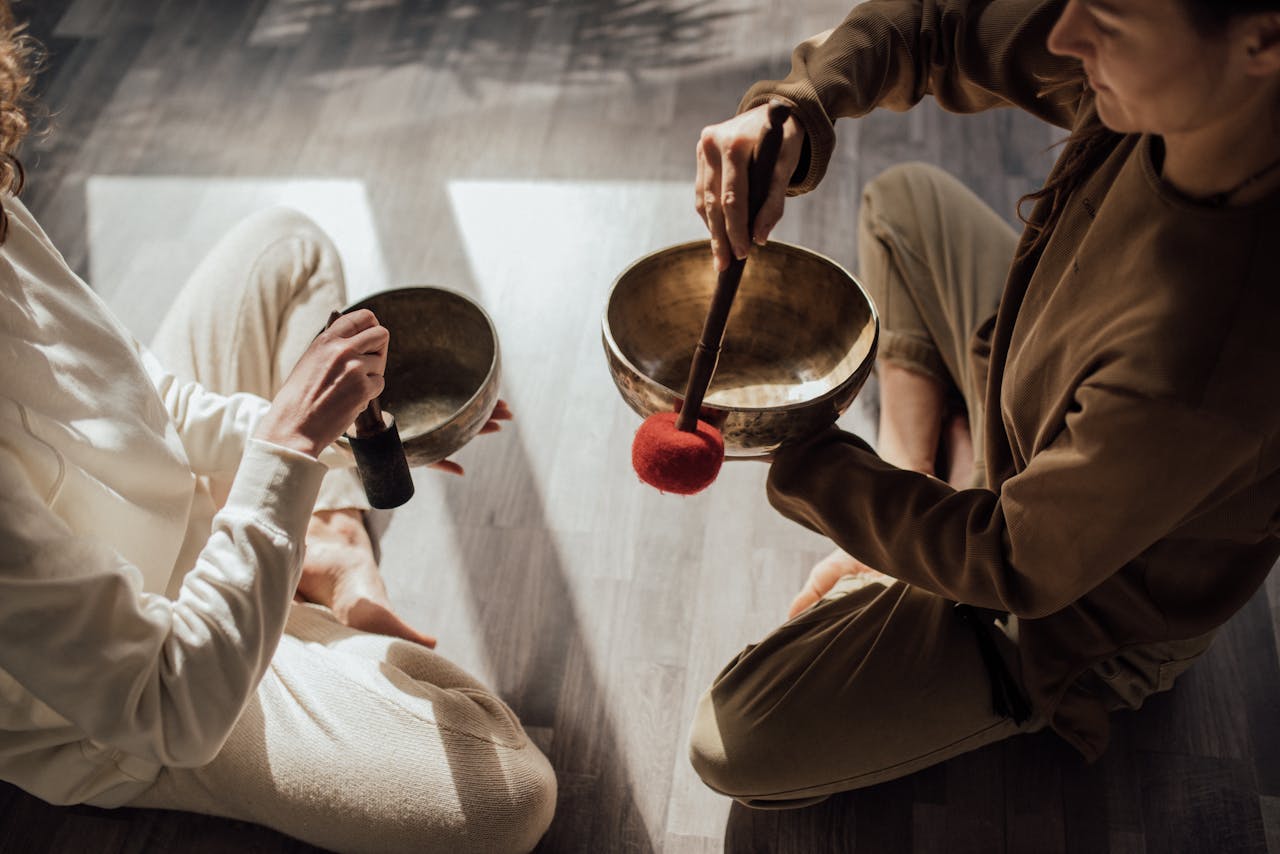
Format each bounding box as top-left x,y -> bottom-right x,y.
161,732 -> 228,768
994,544 -> 1088,620
103,718 -> 232,771
154,687 -> 248,768
128,691 -> 245,769
1007,600 -> 1065,621
1003,584 -> 1078,621
144,716 -> 235,768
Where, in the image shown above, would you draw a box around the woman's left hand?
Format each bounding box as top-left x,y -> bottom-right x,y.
428,399 -> 514,476
787,547 -> 891,619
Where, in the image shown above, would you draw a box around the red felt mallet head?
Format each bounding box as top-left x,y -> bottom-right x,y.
631,100 -> 792,494
632,411 -> 724,495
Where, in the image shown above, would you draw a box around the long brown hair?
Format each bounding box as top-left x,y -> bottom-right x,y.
1017,0 -> 1280,257
1016,74 -> 1118,258
0,1 -> 38,244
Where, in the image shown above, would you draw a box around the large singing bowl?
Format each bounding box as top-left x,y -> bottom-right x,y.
344,286 -> 501,466
603,240 -> 878,458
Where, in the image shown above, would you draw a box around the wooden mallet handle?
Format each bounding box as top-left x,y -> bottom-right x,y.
676,100 -> 792,432
353,396 -> 384,438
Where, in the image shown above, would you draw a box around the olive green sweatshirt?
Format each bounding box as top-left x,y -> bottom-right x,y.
749,0 -> 1280,758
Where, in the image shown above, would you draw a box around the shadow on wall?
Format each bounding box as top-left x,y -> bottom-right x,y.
249,0 -> 741,83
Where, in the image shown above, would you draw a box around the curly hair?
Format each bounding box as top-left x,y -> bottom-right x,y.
0,1 -> 38,244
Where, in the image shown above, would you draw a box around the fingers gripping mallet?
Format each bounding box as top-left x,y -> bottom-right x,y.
327,311 -> 416,509
631,100 -> 792,494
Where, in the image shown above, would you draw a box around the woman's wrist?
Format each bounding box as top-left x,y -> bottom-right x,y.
254,415 -> 325,460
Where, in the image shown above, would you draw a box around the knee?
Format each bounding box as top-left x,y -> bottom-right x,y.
860,162 -> 949,228
687,689 -> 769,800
449,742 -> 558,854
863,161 -> 949,203
499,746 -> 558,854
235,206 -> 340,273
244,206 -> 329,243
688,712 -> 737,797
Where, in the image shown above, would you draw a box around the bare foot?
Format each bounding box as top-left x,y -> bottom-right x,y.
788,547 -> 894,619
298,509 -> 437,648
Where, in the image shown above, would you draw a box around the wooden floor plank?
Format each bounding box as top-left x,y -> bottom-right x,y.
3,2 -> 1276,853
1261,795 -> 1279,854
1138,753 -> 1269,854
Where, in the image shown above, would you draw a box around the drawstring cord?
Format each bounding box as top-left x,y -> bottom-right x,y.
954,603 -> 1031,725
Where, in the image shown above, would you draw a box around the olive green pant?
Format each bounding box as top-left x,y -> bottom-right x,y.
687,163 -> 1212,808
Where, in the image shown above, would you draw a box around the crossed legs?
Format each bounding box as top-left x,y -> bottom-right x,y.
133,208 -> 556,853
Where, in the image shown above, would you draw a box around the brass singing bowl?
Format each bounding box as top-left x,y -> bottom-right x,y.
603,240 -> 878,457
344,286 -> 501,467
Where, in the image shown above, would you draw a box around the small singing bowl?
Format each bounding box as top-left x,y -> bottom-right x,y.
344,286 -> 501,467
603,240 -> 879,458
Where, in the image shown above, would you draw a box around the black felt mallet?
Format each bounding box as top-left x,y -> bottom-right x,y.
631,100 -> 792,494
347,394 -> 414,509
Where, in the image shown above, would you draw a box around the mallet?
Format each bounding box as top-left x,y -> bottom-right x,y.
347,395 -> 415,509
631,99 -> 792,494
326,310 -> 416,509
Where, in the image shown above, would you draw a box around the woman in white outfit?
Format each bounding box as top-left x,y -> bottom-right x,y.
0,7 -> 556,852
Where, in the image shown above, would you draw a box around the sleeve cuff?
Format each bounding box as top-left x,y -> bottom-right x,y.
767,427 -> 878,524
318,436 -> 357,470
738,88 -> 835,195
222,439 -> 328,538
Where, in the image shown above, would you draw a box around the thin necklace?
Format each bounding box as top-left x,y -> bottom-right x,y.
1194,151 -> 1280,207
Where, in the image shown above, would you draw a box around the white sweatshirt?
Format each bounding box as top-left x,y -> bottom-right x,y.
0,195 -> 329,807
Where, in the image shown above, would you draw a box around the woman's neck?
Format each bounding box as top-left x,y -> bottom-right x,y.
1161,96 -> 1280,206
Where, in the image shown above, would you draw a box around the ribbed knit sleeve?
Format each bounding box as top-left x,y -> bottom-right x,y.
739,0 -> 1079,193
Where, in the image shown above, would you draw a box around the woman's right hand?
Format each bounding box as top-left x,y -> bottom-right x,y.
695,103 -> 805,272
255,309 -> 389,459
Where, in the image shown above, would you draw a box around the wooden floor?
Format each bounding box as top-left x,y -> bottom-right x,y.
4,1 -> 1279,852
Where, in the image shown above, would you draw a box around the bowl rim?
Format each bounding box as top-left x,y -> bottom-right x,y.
601,238 -> 880,414
345,284 -> 501,443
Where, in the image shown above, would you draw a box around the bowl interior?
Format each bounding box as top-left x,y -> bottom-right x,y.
606,241 -> 875,410
346,287 -> 497,441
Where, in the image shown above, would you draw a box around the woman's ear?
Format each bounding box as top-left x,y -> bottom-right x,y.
1243,13 -> 1280,75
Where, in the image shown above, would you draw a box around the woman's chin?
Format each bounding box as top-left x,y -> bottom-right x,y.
1093,95 -> 1141,135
